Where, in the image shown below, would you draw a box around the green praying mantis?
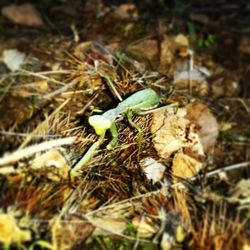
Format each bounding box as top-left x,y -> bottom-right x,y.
70,88 -> 178,179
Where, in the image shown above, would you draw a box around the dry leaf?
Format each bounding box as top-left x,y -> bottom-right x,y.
32,150 -> 70,181
174,34 -> 189,47
151,107 -> 204,159
186,103 -> 219,153
113,3 -> 138,19
159,34 -> 190,73
172,153 -> 203,179
159,35 -> 175,70
1,4 -> 44,26
126,39 -> 159,65
139,157 -> 165,184
1,49 -> 25,71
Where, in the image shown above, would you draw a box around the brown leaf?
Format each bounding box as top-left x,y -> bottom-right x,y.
2,4 -> 44,26
172,153 -> 203,179
151,107 -> 204,159
31,150 -> 70,181
159,34 -> 189,73
126,39 -> 159,67
186,103 -> 219,153
113,3 -> 138,20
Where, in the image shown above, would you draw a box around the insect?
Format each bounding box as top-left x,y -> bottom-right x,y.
70,88 -> 176,179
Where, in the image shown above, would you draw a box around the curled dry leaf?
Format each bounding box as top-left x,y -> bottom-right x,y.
31,149 -> 70,181
172,153 -> 203,179
1,3 -> 44,26
139,157 -> 165,184
185,103 -> 219,153
151,107 -> 204,159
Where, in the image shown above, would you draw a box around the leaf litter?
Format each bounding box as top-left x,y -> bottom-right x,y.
0,1 -> 249,249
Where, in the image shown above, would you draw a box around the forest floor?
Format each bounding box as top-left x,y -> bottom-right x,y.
0,1 -> 249,250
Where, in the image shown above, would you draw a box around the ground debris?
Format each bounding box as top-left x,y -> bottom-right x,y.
0,1 -> 249,249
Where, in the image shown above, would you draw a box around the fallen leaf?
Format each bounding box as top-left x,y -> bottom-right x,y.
172,153 -> 203,179
126,39 -> 159,66
139,157 -> 166,184
159,34 -> 190,73
113,3 -> 138,20
1,49 -> 26,71
1,3 -> 44,26
174,34 -> 189,47
32,150 -> 70,181
159,35 -> 175,70
186,103 -> 219,153
151,107 -> 204,159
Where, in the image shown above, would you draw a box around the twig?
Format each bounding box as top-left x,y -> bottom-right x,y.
205,161 -> 250,178
18,69 -> 67,86
0,137 -> 76,166
41,79 -> 78,99
0,130 -> 60,138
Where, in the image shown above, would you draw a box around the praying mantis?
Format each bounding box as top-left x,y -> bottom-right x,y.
70,88 -> 177,179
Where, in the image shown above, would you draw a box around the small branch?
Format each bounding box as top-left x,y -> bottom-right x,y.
0,137 -> 76,166
205,161 -> 250,178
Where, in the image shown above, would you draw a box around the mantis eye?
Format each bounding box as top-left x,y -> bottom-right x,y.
88,115 -> 112,135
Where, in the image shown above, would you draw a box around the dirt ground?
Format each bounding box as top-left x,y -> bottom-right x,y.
0,1 -> 249,250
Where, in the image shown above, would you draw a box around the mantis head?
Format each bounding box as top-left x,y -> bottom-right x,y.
88,115 -> 112,135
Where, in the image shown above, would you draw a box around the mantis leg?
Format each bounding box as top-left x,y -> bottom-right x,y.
106,122 -> 118,150
127,111 -> 142,158
70,132 -> 105,180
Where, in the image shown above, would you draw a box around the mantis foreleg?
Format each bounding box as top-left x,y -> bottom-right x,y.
70,132 -> 105,179
106,122 -> 118,150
